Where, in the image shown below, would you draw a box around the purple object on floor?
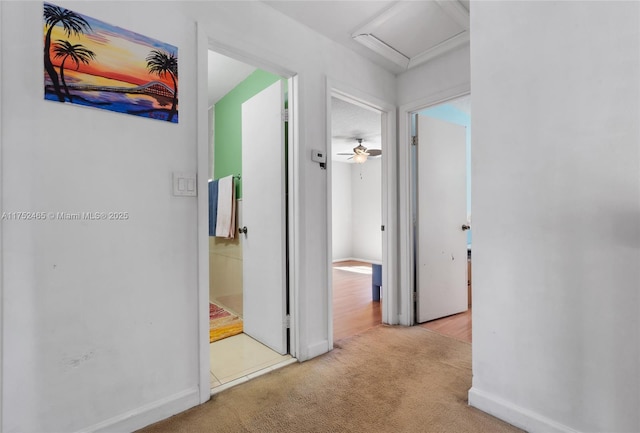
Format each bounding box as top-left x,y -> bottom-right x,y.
372,264 -> 382,302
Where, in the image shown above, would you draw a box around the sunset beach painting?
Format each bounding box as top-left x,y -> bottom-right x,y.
43,3 -> 179,123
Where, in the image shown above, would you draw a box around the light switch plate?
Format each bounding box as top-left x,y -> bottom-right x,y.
173,172 -> 197,197
311,149 -> 326,163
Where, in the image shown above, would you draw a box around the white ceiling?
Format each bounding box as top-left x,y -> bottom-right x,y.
207,51 -> 256,107
263,0 -> 470,75
264,1 -> 399,72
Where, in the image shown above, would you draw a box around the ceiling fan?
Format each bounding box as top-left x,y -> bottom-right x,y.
337,138 -> 382,163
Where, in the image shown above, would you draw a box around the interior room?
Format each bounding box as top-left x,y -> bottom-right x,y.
330,97 -> 383,340
207,50 -> 294,392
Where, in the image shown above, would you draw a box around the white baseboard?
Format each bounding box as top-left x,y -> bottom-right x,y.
468,387 -> 579,433
332,257 -> 354,263
77,387 -> 201,433
306,340 -> 330,360
332,257 -> 382,265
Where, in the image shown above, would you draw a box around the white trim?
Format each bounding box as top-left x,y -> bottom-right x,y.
195,22 -> 211,405
352,1 -> 414,36
326,78 -> 398,330
468,387 -> 580,433
210,358 -> 297,396
435,0 -> 470,30
332,258 -> 382,265
407,33 -> 470,69
352,34 -> 409,70
398,83 -> 470,326
206,39 -> 295,83
381,105 -> 398,325
287,75 -> 300,360
307,340 -> 331,360
77,388 -> 200,433
0,1 -> 4,429
325,79 -> 334,350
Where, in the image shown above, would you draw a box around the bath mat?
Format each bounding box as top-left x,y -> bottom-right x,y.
210,303 -> 243,343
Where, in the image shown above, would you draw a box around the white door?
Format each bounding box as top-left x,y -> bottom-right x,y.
241,80 -> 287,354
416,115 -> 468,323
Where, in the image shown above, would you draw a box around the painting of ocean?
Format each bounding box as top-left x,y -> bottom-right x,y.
43,3 -> 178,123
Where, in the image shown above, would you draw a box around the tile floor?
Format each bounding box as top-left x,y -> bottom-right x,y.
212,294 -> 243,317
210,333 -> 295,394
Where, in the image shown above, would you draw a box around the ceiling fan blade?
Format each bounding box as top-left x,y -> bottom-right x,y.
367,149 -> 382,156
337,152 -> 354,156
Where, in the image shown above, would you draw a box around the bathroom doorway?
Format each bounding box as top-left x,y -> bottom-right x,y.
207,50 -> 296,392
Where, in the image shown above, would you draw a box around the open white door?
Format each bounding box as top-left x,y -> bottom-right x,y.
241,80 -> 288,354
416,115 -> 468,323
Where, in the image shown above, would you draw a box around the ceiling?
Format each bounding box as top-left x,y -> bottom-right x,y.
208,51 -> 256,107
208,1 -> 470,160
263,0 -> 470,75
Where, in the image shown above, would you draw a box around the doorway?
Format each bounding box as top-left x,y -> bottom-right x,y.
410,94 -> 472,342
206,50 -> 296,392
329,94 -> 385,341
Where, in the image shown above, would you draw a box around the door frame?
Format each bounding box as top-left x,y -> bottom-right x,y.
196,23 -> 299,403
398,84 -> 470,326
325,78 -> 397,348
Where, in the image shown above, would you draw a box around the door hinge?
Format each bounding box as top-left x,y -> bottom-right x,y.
412,136 -> 418,146
282,108 -> 289,122
381,225 -> 385,231
413,291 -> 418,302
284,314 -> 291,328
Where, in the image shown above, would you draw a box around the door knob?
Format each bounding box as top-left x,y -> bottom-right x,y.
461,224 -> 471,231
239,226 -> 248,235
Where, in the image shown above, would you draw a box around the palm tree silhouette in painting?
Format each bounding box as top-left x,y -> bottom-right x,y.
52,40 -> 96,103
43,3 -> 92,103
146,50 -> 178,122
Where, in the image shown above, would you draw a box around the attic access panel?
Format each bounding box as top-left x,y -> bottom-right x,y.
352,0 -> 469,70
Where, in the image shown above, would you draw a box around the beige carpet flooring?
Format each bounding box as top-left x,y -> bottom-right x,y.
138,325 -> 523,433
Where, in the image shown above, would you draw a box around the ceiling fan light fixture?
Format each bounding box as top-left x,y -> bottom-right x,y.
353,153 -> 368,164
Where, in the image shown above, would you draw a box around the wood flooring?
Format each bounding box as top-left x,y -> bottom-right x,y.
332,261 -> 381,341
333,260 -> 472,344
420,309 -> 472,343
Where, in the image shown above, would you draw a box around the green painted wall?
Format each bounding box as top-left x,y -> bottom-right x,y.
214,69 -> 282,198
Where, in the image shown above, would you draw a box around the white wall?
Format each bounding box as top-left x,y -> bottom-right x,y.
331,162 -> 352,261
397,43 -> 470,108
351,159 -> 382,263
1,1 -> 396,432
2,2 -> 199,432
469,2 -> 640,433
331,160 -> 382,263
